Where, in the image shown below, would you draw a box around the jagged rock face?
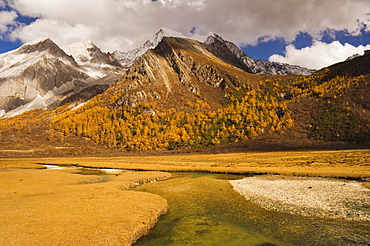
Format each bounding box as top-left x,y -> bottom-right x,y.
18,38 -> 74,60
113,30 -> 314,78
109,34 -> 316,111
62,40 -> 122,78
0,29 -> 316,117
204,35 -> 253,73
0,39 -> 89,112
0,38 -> 123,116
112,28 -> 186,69
205,34 -> 315,76
107,37 -> 253,109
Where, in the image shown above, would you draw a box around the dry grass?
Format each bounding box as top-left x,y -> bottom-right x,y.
0,163 -> 171,246
10,149 -> 369,179
1,149 -> 369,245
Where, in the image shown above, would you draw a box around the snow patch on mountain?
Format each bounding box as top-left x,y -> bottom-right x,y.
113,28 -> 205,68
62,40 -> 96,64
0,38 -> 122,117
62,40 -> 122,78
0,46 -> 75,80
2,77 -> 81,118
23,37 -> 51,46
5,94 -> 48,118
0,29 -> 315,118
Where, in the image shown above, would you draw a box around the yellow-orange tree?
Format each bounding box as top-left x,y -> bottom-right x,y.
50,85 -> 292,151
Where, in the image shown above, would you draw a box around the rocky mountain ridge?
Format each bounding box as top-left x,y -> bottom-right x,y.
108,36 -> 248,109
205,34 -> 315,75
0,38 -> 123,117
1,31 -> 370,153
112,28 -> 190,68
108,32 -> 315,110
0,28 -> 315,118
62,40 -> 121,78
46,37 -> 370,151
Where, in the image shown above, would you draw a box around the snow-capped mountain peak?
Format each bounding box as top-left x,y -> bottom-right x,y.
0,38 -> 90,116
23,37 -> 53,46
0,38 -> 77,80
149,28 -> 187,44
17,38 -> 70,58
62,40 -> 121,79
0,37 -> 123,118
62,40 -> 96,62
113,28 -> 189,68
159,27 -> 187,37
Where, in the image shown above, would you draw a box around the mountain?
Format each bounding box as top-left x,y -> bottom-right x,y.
2,28 -> 368,155
46,35 -> 304,151
0,38 -> 87,116
0,29 -> 315,118
0,38 -> 123,118
62,40 -> 121,78
205,33 -> 315,75
112,28 -> 189,68
106,35 -> 291,111
107,31 -> 315,111
317,49 -> 370,82
45,35 -> 370,152
113,30 -> 315,75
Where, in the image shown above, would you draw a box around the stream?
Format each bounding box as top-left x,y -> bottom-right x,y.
134,172 -> 370,246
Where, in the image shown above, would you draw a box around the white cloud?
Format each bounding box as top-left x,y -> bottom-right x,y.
9,18 -> 95,44
2,0 -> 370,52
0,10 -> 17,33
269,41 -> 370,69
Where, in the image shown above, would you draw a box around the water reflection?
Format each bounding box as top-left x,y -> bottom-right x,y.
43,164 -> 124,176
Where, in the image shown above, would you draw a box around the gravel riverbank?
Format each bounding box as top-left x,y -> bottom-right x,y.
230,176 -> 370,221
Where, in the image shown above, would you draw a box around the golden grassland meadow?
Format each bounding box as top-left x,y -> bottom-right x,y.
0,149 -> 369,245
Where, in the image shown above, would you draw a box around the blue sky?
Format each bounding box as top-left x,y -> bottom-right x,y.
242,29 -> 370,61
1,0 -> 370,69
0,16 -> 36,53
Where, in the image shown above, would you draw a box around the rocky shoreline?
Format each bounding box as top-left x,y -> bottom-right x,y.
230,176 -> 370,221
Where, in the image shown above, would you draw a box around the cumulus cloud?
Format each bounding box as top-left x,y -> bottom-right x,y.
1,0 -> 370,53
269,41 -> 370,69
0,10 -> 17,34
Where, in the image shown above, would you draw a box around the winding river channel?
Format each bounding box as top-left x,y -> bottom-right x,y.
134,172 -> 370,246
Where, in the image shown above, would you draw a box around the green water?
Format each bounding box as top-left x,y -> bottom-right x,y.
135,172 -> 370,246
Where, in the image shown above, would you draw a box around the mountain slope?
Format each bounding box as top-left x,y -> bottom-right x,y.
113,29 -> 315,76
0,29 -> 314,118
110,36 -> 240,109
47,36 -> 370,152
0,38 -> 88,114
1,29 -> 369,154
107,36 -> 291,110
0,38 -> 123,117
62,40 -> 121,78
49,36 -> 295,150
317,50 -> 370,82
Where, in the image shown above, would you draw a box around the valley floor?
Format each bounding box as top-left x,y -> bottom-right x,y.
0,161 -> 171,246
8,148 -> 369,179
0,149 -> 369,245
